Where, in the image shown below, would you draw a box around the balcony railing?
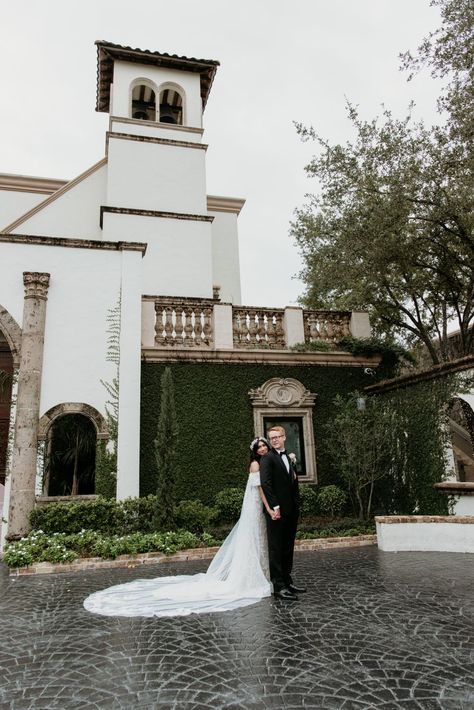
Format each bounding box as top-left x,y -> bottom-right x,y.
232,307 -> 285,349
303,310 -> 351,343
143,297 -> 369,351
154,298 -> 214,348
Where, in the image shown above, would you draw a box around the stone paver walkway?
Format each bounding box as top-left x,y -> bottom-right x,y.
0,547 -> 473,709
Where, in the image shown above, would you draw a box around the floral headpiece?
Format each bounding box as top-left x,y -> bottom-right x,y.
249,436 -> 270,451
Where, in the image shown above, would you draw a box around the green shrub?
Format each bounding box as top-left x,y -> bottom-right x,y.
3,528 -> 219,567
296,521 -> 375,540
299,486 -> 320,517
29,496 -> 163,535
29,498 -> 121,534
214,487 -> 244,523
175,500 -> 217,533
317,485 -> 347,517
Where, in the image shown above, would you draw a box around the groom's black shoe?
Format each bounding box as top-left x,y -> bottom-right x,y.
274,587 -> 298,601
288,583 -> 307,594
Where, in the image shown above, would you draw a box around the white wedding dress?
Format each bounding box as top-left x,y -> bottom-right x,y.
83,471 -> 271,617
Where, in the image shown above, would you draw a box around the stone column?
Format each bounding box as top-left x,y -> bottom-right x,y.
7,272 -> 50,540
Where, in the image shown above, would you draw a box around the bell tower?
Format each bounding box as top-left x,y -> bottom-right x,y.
95,41 -> 221,299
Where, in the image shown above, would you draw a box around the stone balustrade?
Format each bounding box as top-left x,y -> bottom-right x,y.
304,310 -> 351,342
232,307 -> 285,349
154,297 -> 214,348
142,297 -> 371,351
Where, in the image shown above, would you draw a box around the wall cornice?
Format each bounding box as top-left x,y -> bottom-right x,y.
0,173 -> 66,195
100,206 -> 214,227
207,195 -> 246,215
142,348 -> 382,367
0,233 -> 147,254
365,354 -> 474,394
109,116 -> 204,135
106,131 -> 208,152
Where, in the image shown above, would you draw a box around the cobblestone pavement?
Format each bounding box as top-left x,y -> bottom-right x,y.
1,547 -> 473,710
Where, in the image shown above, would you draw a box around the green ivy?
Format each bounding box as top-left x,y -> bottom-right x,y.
336,336 -> 416,372
140,362 -> 371,503
372,374 -> 463,515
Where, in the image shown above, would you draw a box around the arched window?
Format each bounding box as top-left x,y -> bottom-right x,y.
131,83 -> 156,121
159,86 -> 183,125
44,414 -> 97,496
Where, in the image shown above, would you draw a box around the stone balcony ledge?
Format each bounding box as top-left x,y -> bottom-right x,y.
141,347 -> 382,366
142,297 -> 374,362
434,482 -> 474,496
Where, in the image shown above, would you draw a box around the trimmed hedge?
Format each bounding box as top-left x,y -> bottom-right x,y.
29,496 -> 217,536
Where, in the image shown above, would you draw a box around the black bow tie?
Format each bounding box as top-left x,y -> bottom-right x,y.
278,450 -> 287,456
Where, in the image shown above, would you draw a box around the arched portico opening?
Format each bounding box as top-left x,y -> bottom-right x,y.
38,403 -> 109,497
447,396 -> 474,482
0,305 -> 21,502
0,331 -> 13,488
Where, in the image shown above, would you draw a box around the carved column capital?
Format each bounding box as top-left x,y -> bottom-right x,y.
23,272 -> 51,300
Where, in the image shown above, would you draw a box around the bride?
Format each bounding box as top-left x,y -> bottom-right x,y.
83,437 -> 274,617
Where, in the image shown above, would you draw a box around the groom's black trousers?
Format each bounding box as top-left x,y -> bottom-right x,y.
265,512 -> 299,592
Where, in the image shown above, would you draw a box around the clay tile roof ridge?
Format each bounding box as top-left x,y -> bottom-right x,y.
94,39 -> 220,67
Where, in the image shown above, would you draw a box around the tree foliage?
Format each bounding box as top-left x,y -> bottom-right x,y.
292,0 -> 474,363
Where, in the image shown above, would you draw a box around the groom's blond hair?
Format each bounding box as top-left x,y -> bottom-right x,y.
267,424 -> 286,437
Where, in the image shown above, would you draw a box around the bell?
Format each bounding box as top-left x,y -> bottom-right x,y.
159,102 -> 177,124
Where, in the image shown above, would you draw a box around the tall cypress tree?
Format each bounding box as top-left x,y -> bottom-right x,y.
153,367 -> 179,530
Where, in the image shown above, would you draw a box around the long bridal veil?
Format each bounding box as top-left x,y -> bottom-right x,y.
83,472 -> 271,617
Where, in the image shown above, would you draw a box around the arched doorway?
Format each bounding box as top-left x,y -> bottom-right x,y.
44,414 -> 97,496
447,397 -> 474,482
0,330 -> 13,487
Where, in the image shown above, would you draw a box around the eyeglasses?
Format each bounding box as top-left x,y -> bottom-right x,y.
269,435 -> 283,440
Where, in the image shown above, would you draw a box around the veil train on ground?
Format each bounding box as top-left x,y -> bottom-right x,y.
83,472 -> 271,617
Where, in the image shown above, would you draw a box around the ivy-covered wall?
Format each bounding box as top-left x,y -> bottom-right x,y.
140,362 -> 369,504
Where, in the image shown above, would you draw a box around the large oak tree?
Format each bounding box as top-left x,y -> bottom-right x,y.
292,0 -> 473,364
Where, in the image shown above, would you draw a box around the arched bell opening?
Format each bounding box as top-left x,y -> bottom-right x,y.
44,413 -> 97,496
159,87 -> 183,125
131,83 -> 156,121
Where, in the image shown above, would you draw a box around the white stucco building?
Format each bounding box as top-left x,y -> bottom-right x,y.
0,41 -> 374,546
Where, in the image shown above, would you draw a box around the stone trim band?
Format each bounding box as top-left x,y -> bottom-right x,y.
100,206 -> 214,227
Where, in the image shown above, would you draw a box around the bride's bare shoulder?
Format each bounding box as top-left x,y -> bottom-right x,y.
249,461 -> 260,473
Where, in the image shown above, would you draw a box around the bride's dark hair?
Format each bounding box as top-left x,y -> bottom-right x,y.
249,437 -> 270,463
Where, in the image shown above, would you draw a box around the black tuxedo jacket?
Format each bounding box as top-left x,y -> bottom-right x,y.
259,449 -> 300,518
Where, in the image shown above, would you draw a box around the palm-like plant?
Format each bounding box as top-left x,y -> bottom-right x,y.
46,415 -> 96,496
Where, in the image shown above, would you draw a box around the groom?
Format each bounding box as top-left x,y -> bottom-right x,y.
260,425 -> 305,600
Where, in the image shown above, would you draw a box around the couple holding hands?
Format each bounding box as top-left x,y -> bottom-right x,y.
84,425 -> 305,617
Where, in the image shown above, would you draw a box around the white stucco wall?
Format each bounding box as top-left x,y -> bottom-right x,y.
376,519 -> 474,553
0,241 -> 118,414
0,190 -> 47,230
9,164 -> 107,239
117,250 -> 142,499
0,240 -> 143,498
102,211 -> 214,298
111,61 -> 203,128
209,211 -> 242,305
106,136 -> 207,215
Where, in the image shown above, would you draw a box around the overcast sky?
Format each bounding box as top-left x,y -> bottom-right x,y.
1,0 -> 442,307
